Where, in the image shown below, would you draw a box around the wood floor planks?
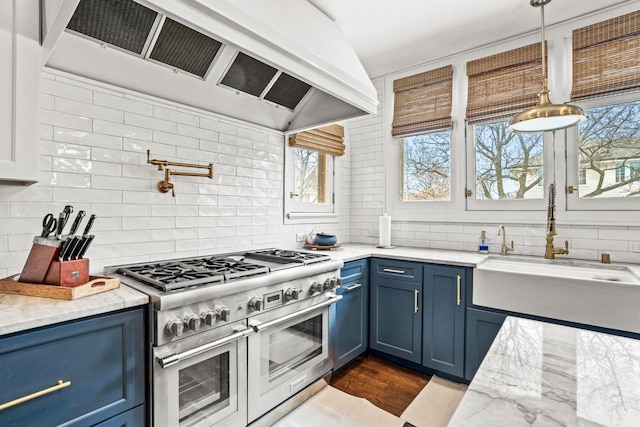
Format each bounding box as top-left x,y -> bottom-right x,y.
330,354 -> 431,417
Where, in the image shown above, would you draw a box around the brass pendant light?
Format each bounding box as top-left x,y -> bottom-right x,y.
508,0 -> 586,133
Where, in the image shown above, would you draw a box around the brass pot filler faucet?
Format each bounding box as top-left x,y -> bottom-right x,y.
147,150 -> 213,197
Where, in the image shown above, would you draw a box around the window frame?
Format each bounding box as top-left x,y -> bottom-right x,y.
283,137 -> 338,224
464,120 -> 550,212
565,91 -> 640,212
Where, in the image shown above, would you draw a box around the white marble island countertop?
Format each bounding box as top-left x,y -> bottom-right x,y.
449,316 -> 640,426
0,284 -> 148,337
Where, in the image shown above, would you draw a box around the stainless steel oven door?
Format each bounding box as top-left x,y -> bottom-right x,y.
247,294 -> 341,422
153,320 -> 252,427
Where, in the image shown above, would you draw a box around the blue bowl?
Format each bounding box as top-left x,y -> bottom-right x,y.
314,233 -> 337,246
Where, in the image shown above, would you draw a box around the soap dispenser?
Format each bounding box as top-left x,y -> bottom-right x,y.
478,230 -> 489,254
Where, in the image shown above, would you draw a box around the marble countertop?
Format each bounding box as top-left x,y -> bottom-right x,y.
449,316 -> 640,426
0,284 -> 148,337
318,243 -> 488,267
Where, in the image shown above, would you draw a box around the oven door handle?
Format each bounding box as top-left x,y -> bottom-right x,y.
249,294 -> 342,333
158,326 -> 254,368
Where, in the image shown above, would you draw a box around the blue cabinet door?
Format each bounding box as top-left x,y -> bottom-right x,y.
332,259 -> 368,370
465,307 -> 506,381
94,405 -> 145,427
370,276 -> 422,364
423,265 -> 466,377
0,308 -> 145,427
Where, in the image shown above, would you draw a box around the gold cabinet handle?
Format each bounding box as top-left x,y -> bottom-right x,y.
383,268 -> 405,274
456,275 -> 462,306
0,380 -> 71,412
414,289 -> 419,313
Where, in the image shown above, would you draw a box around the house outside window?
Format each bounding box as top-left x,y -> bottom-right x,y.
579,168 -> 587,186
577,100 -> 640,198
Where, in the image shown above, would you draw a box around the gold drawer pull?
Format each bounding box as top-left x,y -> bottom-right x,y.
456,275 -> 462,306
383,268 -> 405,274
414,289 -> 419,313
0,380 -> 71,412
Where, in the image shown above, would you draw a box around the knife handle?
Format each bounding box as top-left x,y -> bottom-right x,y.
83,214 -> 96,236
69,211 -> 86,235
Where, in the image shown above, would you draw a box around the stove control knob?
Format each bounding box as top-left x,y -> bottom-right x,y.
184,314 -> 201,332
336,277 -> 342,288
284,287 -> 302,302
216,306 -> 232,322
248,297 -> 263,312
323,278 -> 334,292
309,281 -> 321,294
166,319 -> 184,337
201,311 -> 216,326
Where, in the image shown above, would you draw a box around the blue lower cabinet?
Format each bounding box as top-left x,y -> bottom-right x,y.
94,405 -> 145,427
332,259 -> 368,370
0,308 -> 146,427
422,266 -> 466,378
370,277 -> 422,363
465,307 -> 506,381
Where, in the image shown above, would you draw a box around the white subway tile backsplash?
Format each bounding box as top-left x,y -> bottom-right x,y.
56,97 -> 123,123
94,120 -> 152,141
125,112 -> 176,133
39,171 -> 91,189
94,92 -> 153,116
151,228 -> 198,242
41,109 -> 92,131
153,105 -> 199,126
122,241 -> 176,257
122,217 -> 175,230
177,123 -> 219,142
41,78 -> 92,103
153,130 -> 198,149
54,127 -> 122,150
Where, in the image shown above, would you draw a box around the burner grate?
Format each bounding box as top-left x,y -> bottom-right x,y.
245,249 -> 331,265
181,257 -> 269,280
118,262 -> 224,292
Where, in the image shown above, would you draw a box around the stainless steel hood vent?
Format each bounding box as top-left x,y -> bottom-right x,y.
66,0 -> 157,55
220,52 -> 278,97
265,73 -> 312,111
149,17 -> 222,78
45,0 -> 379,132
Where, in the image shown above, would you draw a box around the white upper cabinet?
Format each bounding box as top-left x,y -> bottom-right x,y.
0,0 -> 40,184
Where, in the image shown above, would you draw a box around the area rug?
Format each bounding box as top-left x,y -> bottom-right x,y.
272,385 -> 405,427
400,376 -> 467,427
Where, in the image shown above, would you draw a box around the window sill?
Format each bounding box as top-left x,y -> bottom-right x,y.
284,212 -> 339,225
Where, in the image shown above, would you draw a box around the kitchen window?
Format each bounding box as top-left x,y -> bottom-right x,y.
284,125 -> 343,223
401,131 -> 451,201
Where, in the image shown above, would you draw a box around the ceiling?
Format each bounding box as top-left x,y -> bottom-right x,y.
308,0 -> 634,78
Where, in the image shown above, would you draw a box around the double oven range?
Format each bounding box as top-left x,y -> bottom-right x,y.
105,249 -> 343,427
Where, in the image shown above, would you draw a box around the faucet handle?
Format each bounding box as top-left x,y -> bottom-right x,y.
509,240 -> 515,252
564,240 -> 569,254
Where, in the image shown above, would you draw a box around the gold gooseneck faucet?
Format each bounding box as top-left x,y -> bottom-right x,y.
545,183 -> 569,259
497,225 -> 514,256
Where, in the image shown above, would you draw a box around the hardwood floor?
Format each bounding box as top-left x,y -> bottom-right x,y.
330,354 -> 431,417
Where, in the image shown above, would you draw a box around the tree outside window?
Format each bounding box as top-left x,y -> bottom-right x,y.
401,132 -> 451,201
294,148 -> 327,203
578,100 -> 640,198
474,121 -> 544,200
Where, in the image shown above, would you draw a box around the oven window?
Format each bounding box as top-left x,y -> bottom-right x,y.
266,314 -> 323,382
179,352 -> 230,425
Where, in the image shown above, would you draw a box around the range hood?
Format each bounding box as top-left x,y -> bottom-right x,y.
42,0 -> 378,132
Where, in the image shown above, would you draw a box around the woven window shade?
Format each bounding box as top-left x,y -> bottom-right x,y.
571,10 -> 640,101
289,124 -> 345,156
466,43 -> 544,125
391,65 -> 453,137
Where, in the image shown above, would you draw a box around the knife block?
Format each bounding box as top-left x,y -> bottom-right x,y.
19,238 -> 62,284
44,258 -> 89,287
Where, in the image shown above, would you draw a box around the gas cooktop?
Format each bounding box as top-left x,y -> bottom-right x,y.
115,249 -> 330,292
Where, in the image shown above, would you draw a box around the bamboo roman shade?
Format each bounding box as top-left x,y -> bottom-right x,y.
288,124 -> 345,156
571,10 -> 640,101
391,65 -> 453,137
466,43 -> 543,125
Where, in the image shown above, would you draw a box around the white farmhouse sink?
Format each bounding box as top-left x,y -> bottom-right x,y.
474,256 -> 640,334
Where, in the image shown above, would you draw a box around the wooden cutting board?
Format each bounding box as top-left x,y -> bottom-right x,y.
0,275 -> 120,301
